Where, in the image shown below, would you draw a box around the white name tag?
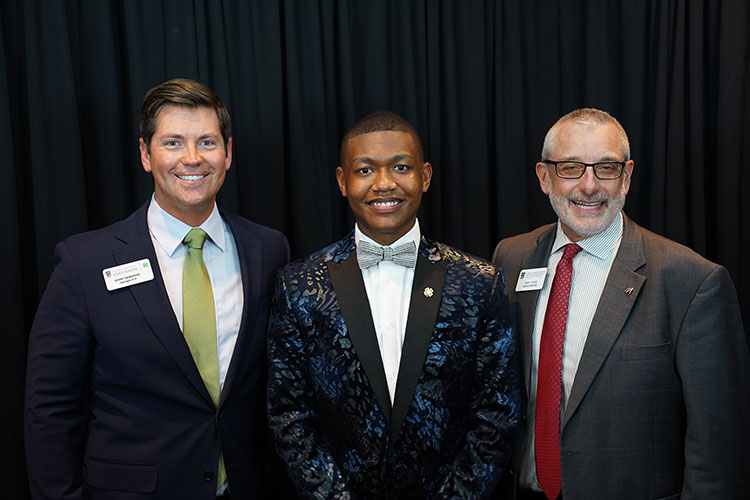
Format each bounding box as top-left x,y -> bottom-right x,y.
515,267 -> 547,292
102,259 -> 154,291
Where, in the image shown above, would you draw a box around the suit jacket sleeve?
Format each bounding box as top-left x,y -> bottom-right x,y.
434,268 -> 521,498
267,270 -> 353,499
678,265 -> 750,498
25,241 -> 92,500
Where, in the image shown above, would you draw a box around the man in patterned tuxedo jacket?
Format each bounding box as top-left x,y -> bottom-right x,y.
267,111 -> 520,499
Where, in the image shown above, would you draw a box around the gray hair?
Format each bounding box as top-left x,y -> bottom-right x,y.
541,108 -> 630,161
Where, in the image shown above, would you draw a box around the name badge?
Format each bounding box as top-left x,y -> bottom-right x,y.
515,267 -> 547,292
103,259 -> 154,291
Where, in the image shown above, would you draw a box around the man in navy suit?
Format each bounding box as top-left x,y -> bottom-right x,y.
25,78 -> 289,499
267,111 -> 520,498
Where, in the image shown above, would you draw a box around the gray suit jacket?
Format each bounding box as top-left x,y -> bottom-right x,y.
492,214 -> 750,500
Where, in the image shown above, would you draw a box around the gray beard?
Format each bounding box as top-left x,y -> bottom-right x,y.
549,189 -> 626,239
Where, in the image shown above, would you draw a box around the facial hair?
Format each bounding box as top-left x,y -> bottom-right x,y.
549,184 -> 626,239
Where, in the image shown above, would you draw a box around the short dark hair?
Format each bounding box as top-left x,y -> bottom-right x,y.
139,78 -> 231,152
339,111 -> 424,165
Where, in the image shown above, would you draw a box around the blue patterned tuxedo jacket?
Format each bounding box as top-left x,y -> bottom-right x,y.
267,232 -> 521,499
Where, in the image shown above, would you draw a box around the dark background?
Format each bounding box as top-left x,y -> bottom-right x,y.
3,1 -> 749,497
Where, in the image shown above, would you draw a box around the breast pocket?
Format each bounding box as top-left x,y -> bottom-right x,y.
620,342 -> 671,361
86,456 -> 157,493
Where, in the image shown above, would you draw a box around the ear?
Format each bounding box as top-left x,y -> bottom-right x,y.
335,166 -> 347,197
224,137 -> 233,171
420,162 -> 433,193
536,162 -> 551,195
139,138 -> 152,173
621,159 -> 634,195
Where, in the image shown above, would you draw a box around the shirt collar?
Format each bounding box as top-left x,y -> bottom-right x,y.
551,211 -> 623,260
147,195 -> 226,257
354,218 -> 421,250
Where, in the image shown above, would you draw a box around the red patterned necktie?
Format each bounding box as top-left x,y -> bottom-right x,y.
535,243 -> 582,500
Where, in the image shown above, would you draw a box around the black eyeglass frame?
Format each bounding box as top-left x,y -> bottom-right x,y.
542,159 -> 627,179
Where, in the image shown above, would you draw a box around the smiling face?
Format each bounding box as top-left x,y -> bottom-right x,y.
537,122 -> 633,241
336,130 -> 432,246
140,105 -> 232,226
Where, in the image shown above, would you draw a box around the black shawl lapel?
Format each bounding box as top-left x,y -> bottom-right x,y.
390,250 -> 447,443
327,251 -> 392,423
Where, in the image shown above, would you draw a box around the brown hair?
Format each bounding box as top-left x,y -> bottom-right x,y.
139,78 -> 231,152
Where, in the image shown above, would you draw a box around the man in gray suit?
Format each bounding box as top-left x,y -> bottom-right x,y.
492,108 -> 750,500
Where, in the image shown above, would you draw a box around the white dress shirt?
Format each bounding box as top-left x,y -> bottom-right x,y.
519,211 -> 623,490
355,219 -> 421,404
147,196 -> 244,392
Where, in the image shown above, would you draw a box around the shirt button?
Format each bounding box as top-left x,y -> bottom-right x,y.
203,470 -> 214,481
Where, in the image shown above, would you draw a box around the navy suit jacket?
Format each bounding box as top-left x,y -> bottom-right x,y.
25,201 -> 289,499
492,214 -> 750,500
267,232 -> 521,499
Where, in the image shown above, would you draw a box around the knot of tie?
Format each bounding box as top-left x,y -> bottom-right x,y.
562,242 -> 583,261
183,228 -> 208,250
356,240 -> 417,269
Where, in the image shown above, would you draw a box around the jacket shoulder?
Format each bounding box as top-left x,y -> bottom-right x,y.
436,241 -> 498,278
493,223 -> 555,266
628,220 -> 723,280
278,238 -> 348,279
222,211 -> 287,244
58,213 -> 140,254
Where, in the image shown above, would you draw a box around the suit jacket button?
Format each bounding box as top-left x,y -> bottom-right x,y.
203,471 -> 214,481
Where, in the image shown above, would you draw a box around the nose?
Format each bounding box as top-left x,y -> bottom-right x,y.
577,167 -> 599,194
373,168 -> 397,192
182,145 -> 203,166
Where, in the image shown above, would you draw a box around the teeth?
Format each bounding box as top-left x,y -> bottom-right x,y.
177,174 -> 206,181
371,200 -> 399,207
573,200 -> 603,210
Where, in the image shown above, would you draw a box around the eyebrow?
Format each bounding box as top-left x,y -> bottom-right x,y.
352,153 -> 414,165
558,155 -> 623,162
157,133 -> 220,141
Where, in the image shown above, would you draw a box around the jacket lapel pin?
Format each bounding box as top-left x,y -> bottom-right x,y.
624,287 -> 634,295
423,287 -> 434,298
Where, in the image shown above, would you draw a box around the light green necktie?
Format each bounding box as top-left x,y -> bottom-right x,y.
182,228 -> 226,488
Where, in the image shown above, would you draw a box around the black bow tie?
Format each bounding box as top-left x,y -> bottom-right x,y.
356,240 -> 417,269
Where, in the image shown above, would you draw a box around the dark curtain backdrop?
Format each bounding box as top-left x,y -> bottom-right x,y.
3,0 -> 749,497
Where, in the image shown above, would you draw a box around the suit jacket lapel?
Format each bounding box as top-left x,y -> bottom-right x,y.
219,213 -> 263,406
517,227 -> 556,399
390,250 -> 448,443
112,204 -> 214,407
562,216 -> 646,429
328,250 -> 392,423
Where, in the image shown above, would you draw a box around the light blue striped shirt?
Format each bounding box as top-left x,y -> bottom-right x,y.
519,211 -> 624,490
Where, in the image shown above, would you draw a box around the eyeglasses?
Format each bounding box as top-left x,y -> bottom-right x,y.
542,160 -> 626,179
